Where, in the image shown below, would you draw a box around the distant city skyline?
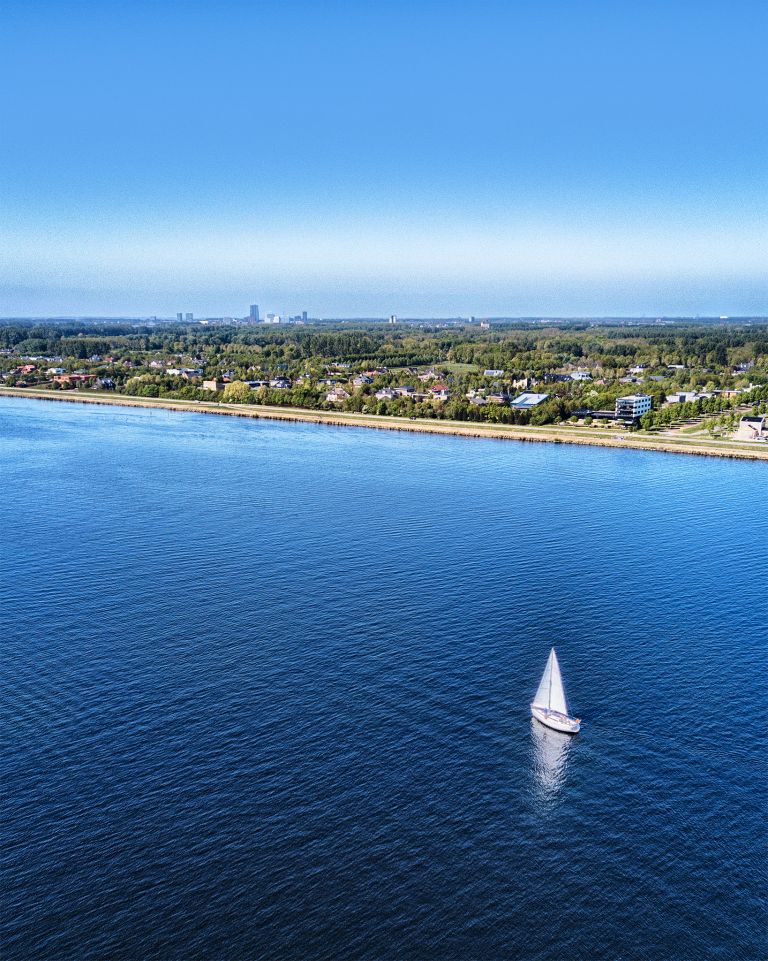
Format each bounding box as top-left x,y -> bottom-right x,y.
1,1 -> 766,316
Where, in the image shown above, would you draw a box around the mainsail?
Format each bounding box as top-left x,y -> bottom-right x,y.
533,648 -> 570,715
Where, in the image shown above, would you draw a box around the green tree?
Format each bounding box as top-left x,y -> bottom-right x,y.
222,381 -> 254,403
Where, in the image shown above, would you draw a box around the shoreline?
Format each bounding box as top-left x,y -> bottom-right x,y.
2,387 -> 767,461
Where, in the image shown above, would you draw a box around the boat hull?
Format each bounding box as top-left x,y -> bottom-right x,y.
531,705 -> 580,734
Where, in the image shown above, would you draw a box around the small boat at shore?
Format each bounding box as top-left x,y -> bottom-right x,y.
531,648 -> 581,734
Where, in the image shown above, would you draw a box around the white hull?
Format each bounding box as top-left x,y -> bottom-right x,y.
531,704 -> 580,734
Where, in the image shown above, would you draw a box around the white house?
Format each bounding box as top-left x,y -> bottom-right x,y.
735,415 -> 766,440
615,394 -> 652,418
326,387 -> 350,403
666,391 -> 700,404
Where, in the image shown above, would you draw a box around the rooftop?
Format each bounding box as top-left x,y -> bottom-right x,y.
511,392 -> 549,409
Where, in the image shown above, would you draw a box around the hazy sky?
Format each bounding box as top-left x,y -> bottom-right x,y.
1,0 -> 766,317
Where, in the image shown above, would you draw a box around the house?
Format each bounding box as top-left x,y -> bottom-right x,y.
487,392 -> 510,405
353,374 -> 373,387
203,379 -> 224,391
46,367 -> 66,375
666,391 -> 699,404
53,374 -> 96,386
418,369 -> 440,382
629,365 -> 648,374
430,383 -> 450,401
326,387 -> 350,403
615,394 -> 652,419
394,385 -> 416,397
244,380 -> 269,389
511,392 -> 549,410
484,369 -> 504,377
570,371 -> 592,382
735,415 -> 766,440
270,377 -> 292,389
375,388 -> 396,400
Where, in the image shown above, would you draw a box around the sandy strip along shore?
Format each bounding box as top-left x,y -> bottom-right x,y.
2,387 -> 766,461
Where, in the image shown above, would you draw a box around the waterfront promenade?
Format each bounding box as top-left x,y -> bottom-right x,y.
2,387 -> 766,461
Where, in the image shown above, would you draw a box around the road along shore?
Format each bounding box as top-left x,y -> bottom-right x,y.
2,387 -> 766,461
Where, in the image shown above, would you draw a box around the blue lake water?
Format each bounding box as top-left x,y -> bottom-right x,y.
1,397 -> 766,960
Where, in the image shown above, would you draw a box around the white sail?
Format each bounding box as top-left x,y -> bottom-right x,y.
533,648 -> 570,716
533,651 -> 553,708
548,649 -> 569,715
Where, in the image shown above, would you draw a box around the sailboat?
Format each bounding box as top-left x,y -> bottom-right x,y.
530,648 -> 581,734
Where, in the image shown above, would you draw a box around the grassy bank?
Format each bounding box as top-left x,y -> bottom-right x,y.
2,386 -> 767,461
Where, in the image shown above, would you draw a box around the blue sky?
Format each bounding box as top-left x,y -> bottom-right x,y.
1,0 -> 766,317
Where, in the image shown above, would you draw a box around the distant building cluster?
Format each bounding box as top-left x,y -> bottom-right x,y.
244,303 -> 310,325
